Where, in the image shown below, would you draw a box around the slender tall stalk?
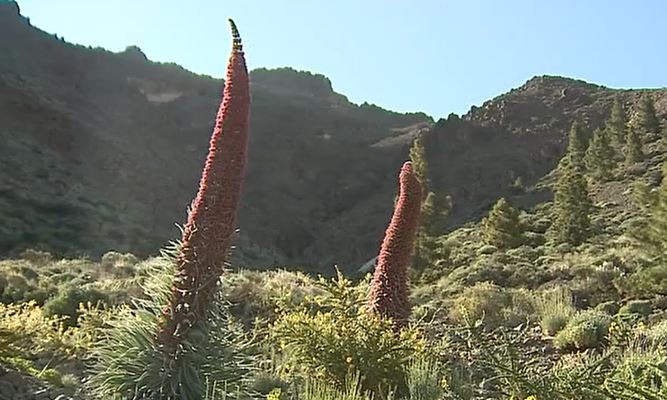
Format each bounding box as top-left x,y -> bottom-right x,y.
158,19 -> 250,352
367,161 -> 422,329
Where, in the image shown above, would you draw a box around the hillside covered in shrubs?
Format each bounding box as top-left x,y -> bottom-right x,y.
2,3 -> 667,400
3,1 -> 667,274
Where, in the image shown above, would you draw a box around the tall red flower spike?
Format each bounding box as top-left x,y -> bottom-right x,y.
367,161 -> 422,329
158,19 -> 250,351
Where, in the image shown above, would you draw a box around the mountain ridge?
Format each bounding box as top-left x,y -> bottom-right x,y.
1,1 -> 666,274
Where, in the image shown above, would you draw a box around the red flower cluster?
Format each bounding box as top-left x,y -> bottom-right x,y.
367,162 -> 422,329
158,19 -> 250,351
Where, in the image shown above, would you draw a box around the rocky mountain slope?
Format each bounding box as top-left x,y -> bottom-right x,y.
0,2 -> 430,272
1,1 -> 665,273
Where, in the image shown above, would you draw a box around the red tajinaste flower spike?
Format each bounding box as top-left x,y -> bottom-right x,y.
367,161 -> 422,329
158,18 -> 250,351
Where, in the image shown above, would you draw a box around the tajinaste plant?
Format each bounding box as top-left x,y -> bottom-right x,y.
90,21 -> 256,400
158,18 -> 250,352
367,161 -> 422,329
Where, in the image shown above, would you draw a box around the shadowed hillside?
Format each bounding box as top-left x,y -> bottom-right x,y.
0,2 -> 430,272
1,1 -> 666,274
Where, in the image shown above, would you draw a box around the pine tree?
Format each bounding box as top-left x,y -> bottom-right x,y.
641,164 -> 667,260
414,191 -> 451,275
635,95 -> 661,134
408,135 -> 450,276
409,134 -> 429,191
584,127 -> 615,181
482,197 -> 522,249
420,191 -> 451,237
551,163 -> 593,246
565,121 -> 587,171
551,125 -> 593,246
624,126 -> 643,165
634,180 -> 658,213
606,96 -> 627,146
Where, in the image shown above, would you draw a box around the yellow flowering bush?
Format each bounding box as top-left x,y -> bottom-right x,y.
607,318 -> 634,348
0,300 -> 105,386
0,301 -> 80,360
0,301 -> 116,367
269,271 -> 425,396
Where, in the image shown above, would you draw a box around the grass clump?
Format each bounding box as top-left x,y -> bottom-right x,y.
645,320 -> 667,345
301,373 -> 373,400
535,287 -> 576,336
405,357 -> 444,400
553,310 -> 611,351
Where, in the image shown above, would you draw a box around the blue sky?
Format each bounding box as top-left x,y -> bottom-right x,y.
16,0 -> 667,119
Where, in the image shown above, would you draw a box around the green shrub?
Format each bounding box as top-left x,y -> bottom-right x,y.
17,265 -> 39,280
0,273 -> 34,303
221,269 -> 321,327
270,271 -> 424,397
477,245 -> 498,255
446,261 -> 509,288
607,317 -> 637,348
655,295 -> 667,310
505,245 -> 543,263
568,267 -> 622,308
618,300 -> 652,318
450,282 -> 510,329
553,243 -> 573,254
594,300 -> 620,315
100,251 -> 139,278
616,264 -> 667,298
532,217 -> 551,234
43,286 -> 108,326
523,231 -> 546,246
18,249 -> 54,266
45,272 -> 77,285
553,310 -> 611,351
